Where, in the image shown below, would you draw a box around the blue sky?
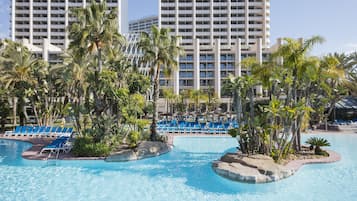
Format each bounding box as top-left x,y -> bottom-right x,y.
1,0 -> 357,56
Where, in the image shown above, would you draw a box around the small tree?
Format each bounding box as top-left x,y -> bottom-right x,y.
305,137 -> 331,155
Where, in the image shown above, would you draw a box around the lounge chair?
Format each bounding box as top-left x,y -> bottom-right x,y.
40,136 -> 69,154
4,126 -> 22,136
18,126 -> 29,136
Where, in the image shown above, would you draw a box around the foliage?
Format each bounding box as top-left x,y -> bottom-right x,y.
72,136 -> 111,157
305,137 -> 330,155
139,26 -> 183,141
128,131 -> 140,148
222,36 -> 350,161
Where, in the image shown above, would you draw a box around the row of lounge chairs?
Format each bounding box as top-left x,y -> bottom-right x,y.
40,136 -> 72,155
157,121 -> 239,134
334,119 -> 357,125
4,126 -> 73,137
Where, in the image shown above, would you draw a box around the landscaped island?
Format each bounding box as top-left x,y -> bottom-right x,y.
212,148 -> 341,183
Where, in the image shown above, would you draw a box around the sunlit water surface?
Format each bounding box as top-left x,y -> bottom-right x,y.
0,134 -> 356,201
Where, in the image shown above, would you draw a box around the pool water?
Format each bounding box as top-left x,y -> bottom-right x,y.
0,135 -> 356,201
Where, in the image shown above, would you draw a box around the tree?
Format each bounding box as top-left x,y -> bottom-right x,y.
319,55 -> 347,128
305,137 -> 330,155
0,39 -> 38,126
69,0 -> 124,118
188,89 -> 208,114
139,26 -> 183,141
162,88 -> 178,114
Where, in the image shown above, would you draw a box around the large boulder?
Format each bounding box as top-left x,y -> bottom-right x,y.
212,153 -> 294,183
105,141 -> 171,162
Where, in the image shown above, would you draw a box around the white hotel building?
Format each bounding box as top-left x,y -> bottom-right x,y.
158,0 -> 273,105
129,16 -> 159,34
10,0 -> 128,63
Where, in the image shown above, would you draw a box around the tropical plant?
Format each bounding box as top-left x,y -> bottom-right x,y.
69,0 -> 124,118
139,26 -> 183,141
0,39 -> 47,126
305,137 -> 330,155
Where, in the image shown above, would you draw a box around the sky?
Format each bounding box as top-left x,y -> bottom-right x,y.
1,0 -> 357,56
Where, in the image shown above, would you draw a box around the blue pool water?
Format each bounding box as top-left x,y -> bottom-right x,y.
0,135 -> 356,201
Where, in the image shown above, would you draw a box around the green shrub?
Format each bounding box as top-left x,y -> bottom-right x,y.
305,137 -> 331,155
128,131 -> 140,148
72,136 -> 111,157
228,128 -> 239,137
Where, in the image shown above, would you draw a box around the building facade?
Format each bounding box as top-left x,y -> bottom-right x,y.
158,0 -> 271,105
11,0 -> 128,51
129,16 -> 159,33
159,0 -> 270,47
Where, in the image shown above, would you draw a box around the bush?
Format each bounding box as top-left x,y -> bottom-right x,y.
72,136 -> 111,157
305,137 -> 331,155
128,131 -> 140,148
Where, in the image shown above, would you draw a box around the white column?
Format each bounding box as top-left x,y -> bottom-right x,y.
235,38 -> 242,77
29,0 -> 33,44
118,0 -> 128,34
42,38 -> 49,62
82,0 -> 86,8
47,0 -> 51,43
215,39 -> 221,99
11,0 -> 16,41
193,38 -> 200,91
256,38 -> 263,97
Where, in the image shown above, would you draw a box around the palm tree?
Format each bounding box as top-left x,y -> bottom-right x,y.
162,88 -> 178,114
55,50 -> 90,133
0,39 -> 38,126
275,36 -> 324,150
305,137 -> 330,155
188,89 -> 208,114
139,26 -> 183,141
319,55 -> 347,129
68,0 -> 124,117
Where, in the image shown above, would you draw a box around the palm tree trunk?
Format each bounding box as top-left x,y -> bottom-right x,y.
150,64 -> 160,141
12,97 -> 17,127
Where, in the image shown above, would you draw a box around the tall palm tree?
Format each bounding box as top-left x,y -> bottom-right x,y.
69,0 -> 124,117
275,36 -> 324,150
319,55 -> 347,128
139,26 -> 183,141
55,50 -> 90,133
188,89 -> 208,114
0,39 -> 38,126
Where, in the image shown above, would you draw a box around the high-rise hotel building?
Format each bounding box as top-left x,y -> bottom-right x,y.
159,0 -> 271,102
129,16 -> 159,34
10,0 -> 128,63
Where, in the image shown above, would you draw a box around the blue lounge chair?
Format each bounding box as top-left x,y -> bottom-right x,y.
18,126 -> 29,136
28,126 -> 40,137
40,136 -> 71,155
4,126 -> 22,136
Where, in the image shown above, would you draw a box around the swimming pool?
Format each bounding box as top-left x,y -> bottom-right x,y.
0,134 -> 356,201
